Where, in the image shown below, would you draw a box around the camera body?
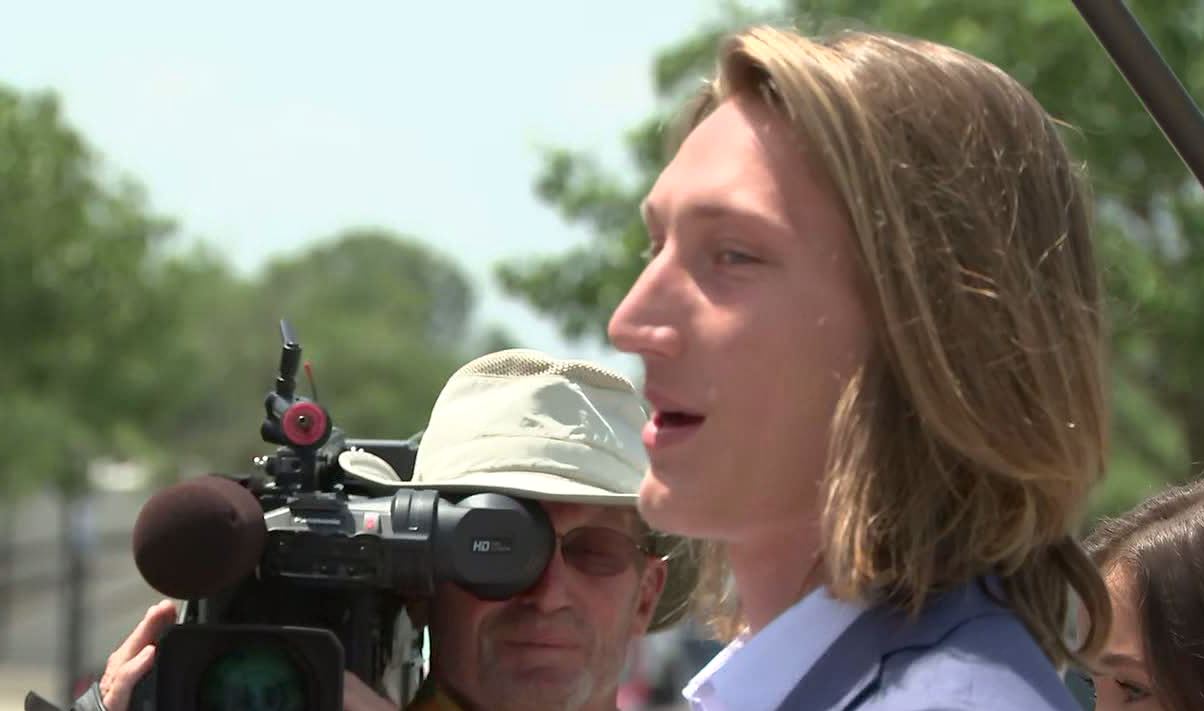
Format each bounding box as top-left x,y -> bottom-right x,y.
128,321 -> 555,711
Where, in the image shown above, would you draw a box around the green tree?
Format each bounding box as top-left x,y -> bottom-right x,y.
497,1 -> 1204,515
0,87 -> 190,675
152,229 -> 491,477
0,85 -> 504,489
0,87 -> 181,496
255,228 -> 477,442
130,246 -> 268,477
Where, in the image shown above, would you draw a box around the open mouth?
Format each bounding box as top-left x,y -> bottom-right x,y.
653,411 -> 706,428
644,409 -> 706,450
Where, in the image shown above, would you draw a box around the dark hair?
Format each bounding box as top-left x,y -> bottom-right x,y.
1084,480 -> 1204,710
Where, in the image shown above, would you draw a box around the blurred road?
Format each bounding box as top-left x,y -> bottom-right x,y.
1,489 -> 161,711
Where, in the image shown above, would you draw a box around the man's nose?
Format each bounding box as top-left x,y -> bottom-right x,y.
607,249 -> 684,359
517,545 -> 574,612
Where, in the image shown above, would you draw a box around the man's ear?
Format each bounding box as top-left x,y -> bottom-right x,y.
631,557 -> 669,635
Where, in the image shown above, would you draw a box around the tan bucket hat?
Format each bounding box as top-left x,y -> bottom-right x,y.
399,349 -> 646,503
386,348 -> 698,630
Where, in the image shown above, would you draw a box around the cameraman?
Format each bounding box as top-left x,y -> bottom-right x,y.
94,349 -> 698,711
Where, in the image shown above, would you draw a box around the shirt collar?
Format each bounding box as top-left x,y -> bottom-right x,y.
682,586 -> 865,711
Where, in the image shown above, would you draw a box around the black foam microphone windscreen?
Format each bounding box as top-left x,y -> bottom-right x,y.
132,475 -> 266,599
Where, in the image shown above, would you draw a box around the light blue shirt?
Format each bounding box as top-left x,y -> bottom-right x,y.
682,586 -> 865,711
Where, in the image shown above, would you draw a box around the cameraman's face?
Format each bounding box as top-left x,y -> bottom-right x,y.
427,501 -> 665,711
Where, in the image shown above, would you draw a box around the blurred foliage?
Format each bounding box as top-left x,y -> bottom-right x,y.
1,86 -> 508,495
0,88 -> 176,496
141,230 -> 482,478
496,0 -> 1204,520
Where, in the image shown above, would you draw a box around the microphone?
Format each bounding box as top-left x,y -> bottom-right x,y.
132,475 -> 267,599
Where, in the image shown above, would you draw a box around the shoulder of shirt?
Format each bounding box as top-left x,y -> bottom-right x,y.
862,612 -> 1079,711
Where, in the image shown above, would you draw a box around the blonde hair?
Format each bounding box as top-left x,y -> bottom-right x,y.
682,27 -> 1111,666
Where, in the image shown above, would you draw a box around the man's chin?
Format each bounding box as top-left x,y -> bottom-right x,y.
507,664 -> 587,686
487,668 -> 592,709
638,472 -> 716,538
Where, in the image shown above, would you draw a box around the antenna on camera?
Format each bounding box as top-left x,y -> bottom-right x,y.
260,320 -> 334,495
277,319 -> 301,400
304,360 -> 321,403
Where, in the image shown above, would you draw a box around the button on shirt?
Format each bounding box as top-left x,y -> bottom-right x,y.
682,586 -> 865,711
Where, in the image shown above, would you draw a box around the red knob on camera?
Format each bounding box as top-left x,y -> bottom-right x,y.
281,401 -> 329,447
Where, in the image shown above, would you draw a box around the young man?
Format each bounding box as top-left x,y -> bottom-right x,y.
82,349 -> 697,711
609,26 -> 1111,710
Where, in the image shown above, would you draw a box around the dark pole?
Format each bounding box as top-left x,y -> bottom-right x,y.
60,486 -> 88,706
1071,0 -> 1204,189
0,505 -> 11,660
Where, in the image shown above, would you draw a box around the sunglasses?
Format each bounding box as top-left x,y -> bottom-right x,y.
552,526 -> 654,578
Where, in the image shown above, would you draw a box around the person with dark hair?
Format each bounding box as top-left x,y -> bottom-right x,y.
1081,479 -> 1204,710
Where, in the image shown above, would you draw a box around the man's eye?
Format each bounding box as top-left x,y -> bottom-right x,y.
1116,679 -> 1151,703
716,249 -> 759,266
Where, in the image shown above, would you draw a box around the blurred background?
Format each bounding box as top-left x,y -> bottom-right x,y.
2,1 -> 1201,709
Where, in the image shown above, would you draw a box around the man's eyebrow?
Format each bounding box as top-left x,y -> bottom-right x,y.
640,199 -> 762,226
1099,652 -> 1144,669
579,508 -> 640,533
683,202 -> 747,222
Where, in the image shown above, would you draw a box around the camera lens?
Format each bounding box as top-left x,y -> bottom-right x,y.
198,644 -> 307,711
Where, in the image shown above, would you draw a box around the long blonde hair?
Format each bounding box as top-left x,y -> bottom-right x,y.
682,26 -> 1111,667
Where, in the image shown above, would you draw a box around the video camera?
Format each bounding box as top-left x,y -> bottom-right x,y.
82,321 -> 555,711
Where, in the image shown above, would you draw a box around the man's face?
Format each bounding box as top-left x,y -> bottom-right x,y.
608,96 -> 870,544
427,501 -> 667,711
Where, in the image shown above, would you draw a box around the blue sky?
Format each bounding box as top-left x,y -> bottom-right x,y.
1,1 -> 777,378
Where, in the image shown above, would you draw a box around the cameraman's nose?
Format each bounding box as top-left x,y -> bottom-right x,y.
518,546 -> 573,612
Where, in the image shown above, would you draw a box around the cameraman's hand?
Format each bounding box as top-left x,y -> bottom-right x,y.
343,671 -> 396,711
98,599 -> 176,711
